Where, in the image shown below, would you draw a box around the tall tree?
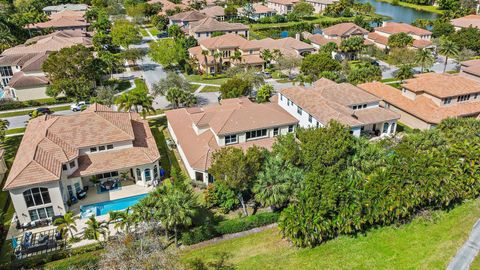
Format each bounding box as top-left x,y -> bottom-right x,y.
339,36 -> 364,60
414,48 -> 435,73
439,37 -> 459,73
387,32 -> 413,48
54,211 -> 79,239
83,216 -> 108,243
111,19 -> 142,48
149,38 -> 186,68
301,53 -> 341,81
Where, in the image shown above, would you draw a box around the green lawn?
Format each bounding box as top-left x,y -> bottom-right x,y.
200,86 -> 220,93
376,0 -> 444,14
182,199 -> 480,270
133,78 -> 148,92
190,84 -> 201,92
0,105 -> 71,118
149,117 -> 182,178
148,27 -> 160,36
140,27 -> 149,37
184,74 -> 229,86
6,127 -> 26,135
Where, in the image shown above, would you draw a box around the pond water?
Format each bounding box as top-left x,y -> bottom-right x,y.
358,0 -> 438,23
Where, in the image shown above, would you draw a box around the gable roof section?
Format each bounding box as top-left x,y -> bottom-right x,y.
170,10 -> 208,22
189,17 -> 249,33
4,105 -> 160,190
200,6 -> 225,17
451,15 -> 480,29
322,22 -> 368,37
401,73 -> 480,98
374,22 -> 431,36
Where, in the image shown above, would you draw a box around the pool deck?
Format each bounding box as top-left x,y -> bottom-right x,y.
7,182 -> 153,242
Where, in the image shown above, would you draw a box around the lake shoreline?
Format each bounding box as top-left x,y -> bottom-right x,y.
375,0 -> 445,14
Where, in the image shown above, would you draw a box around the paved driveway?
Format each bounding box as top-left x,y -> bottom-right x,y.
379,56 -> 459,79
6,110 -> 78,129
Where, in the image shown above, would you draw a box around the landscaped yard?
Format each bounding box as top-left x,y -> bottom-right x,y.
200,86 -> 220,93
184,74 -> 230,86
376,0 -> 444,14
182,199 -> 480,269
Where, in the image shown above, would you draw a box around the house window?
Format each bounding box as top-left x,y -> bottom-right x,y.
69,161 -> 75,168
29,206 -> 54,221
297,106 -> 302,115
136,168 -> 142,180
316,122 -> 320,128
90,147 -> 97,152
74,182 -> 82,193
144,168 -> 152,182
62,164 -> 67,171
0,66 -> 13,77
99,145 -> 106,151
443,97 -> 452,105
280,94 -> 283,101
288,125 -> 294,132
391,123 -> 396,133
457,94 -> 471,102
225,134 -> 237,145
273,128 -> 279,136
154,165 -> 159,179
23,188 -> 51,208
308,114 -> 312,123
353,105 -> 357,110
246,129 -> 267,140
363,104 -> 367,108
107,144 -> 114,150
383,122 -> 389,133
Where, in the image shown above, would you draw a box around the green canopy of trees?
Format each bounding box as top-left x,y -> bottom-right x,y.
387,32 -> 413,48
149,38 -> 186,68
300,53 -> 341,81
111,19 -> 142,48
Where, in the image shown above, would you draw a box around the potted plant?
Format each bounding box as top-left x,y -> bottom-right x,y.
90,175 -> 100,187
120,171 -> 130,182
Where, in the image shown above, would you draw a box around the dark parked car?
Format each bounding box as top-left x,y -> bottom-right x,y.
28,108 -> 52,117
157,31 -> 168,39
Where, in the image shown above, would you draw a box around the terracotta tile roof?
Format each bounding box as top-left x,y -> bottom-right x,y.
189,17 -> 249,33
401,73 -> 480,98
280,79 -> 398,127
239,54 -> 264,65
238,3 -> 276,14
368,32 -> 432,48
4,105 -> 160,190
149,0 -> 188,13
451,15 -> 480,29
169,10 -> 208,22
7,71 -> 49,88
305,33 -> 341,46
166,98 -> 296,171
199,33 -> 255,50
463,65 -> 480,77
375,22 -> 431,36
43,4 -> 89,13
249,37 -> 314,57
322,23 -> 368,37
358,82 -> 480,125
200,6 -> 225,17
26,10 -> 89,29
462,59 -> 480,67
267,0 -> 298,5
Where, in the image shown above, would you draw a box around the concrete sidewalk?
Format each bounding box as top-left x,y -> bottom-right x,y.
447,219 -> 480,270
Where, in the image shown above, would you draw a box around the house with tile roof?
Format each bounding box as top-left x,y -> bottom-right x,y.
303,22 -> 372,52
200,5 -> 226,21
26,10 -> 89,31
279,78 -> 399,137
366,22 -> 433,49
148,0 -> 188,15
460,59 -> 480,81
188,33 -> 314,74
169,10 -> 209,28
42,4 -> 89,15
166,97 -> 298,184
188,17 -> 250,40
451,14 -> 480,30
358,73 -> 480,130
4,104 -> 161,224
266,0 -> 337,14
237,3 -> 276,21
0,30 -> 92,101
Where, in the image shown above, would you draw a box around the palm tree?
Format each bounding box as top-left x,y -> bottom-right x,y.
115,88 -> 155,118
108,209 -> 133,234
260,49 -> 273,67
115,92 -> 135,112
156,185 -> 197,247
201,50 -> 209,74
0,24 -> 15,52
438,37 -> 459,73
415,48 -> 435,73
83,216 -> 108,243
231,50 -> 242,64
213,51 -> 221,75
272,49 -> 283,62
54,211 -> 79,239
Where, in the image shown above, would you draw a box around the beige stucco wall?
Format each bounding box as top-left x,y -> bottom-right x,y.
384,102 -> 433,130
13,86 -> 49,101
9,181 -> 66,224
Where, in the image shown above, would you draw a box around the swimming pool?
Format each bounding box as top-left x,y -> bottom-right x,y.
80,193 -> 148,219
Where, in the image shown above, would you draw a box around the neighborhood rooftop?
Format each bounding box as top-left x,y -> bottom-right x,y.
4,104 -> 160,190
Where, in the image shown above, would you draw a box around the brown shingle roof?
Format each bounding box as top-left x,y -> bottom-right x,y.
322,23 -> 368,37
451,15 -> 480,29
7,72 -> 49,88
280,79 -> 398,127
26,10 -> 89,29
166,98 -> 298,171
401,73 -> 480,98
358,82 -> 480,125
4,105 -> 160,190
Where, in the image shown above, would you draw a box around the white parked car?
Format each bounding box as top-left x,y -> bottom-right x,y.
70,101 -> 90,112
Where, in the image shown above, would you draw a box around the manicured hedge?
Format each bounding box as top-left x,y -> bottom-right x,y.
0,97 -> 71,111
181,212 -> 279,245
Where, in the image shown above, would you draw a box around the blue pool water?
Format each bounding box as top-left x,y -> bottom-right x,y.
80,193 -> 148,219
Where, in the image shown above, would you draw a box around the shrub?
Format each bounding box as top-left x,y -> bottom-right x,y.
0,97 -> 72,111
204,183 -> 239,213
181,212 -> 279,245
